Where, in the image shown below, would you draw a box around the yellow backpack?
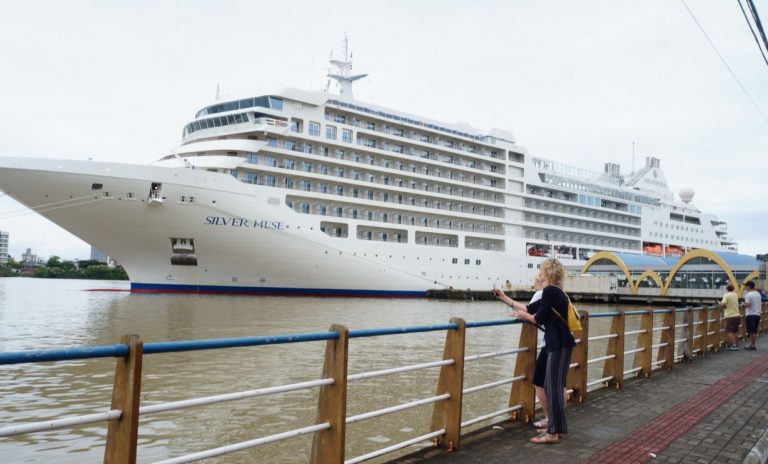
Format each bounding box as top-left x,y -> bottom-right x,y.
553,296 -> 582,333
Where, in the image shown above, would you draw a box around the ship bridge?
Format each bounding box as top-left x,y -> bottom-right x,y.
580,249 -> 765,297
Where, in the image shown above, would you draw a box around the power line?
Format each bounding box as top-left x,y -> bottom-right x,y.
738,0 -> 768,66
680,0 -> 768,126
746,0 -> 768,53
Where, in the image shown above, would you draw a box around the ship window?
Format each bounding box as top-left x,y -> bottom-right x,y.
91,183 -> 103,190
464,259 -> 470,265
326,125 -> 337,140
309,122 -> 320,136
268,97 -> 283,110
452,258 -> 458,264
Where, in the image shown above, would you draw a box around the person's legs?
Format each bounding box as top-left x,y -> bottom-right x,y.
544,347 -> 571,437
532,350 -> 548,427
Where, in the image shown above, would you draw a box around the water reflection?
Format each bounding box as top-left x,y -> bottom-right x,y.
0,279 -> 663,463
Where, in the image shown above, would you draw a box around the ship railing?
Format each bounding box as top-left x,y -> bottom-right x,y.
2,303 -> 768,463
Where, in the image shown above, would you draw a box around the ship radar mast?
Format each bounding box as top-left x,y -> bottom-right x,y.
326,35 -> 367,99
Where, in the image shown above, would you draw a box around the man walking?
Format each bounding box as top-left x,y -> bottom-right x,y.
743,281 -> 762,350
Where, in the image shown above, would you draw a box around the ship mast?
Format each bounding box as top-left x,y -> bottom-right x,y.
327,35 -> 367,99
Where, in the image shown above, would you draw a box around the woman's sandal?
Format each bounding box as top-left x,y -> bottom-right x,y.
532,418 -> 548,429
529,433 -> 560,444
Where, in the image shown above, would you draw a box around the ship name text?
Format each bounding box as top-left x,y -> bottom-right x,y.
204,216 -> 285,230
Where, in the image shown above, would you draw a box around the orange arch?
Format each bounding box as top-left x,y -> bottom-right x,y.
631,270 -> 664,295
581,251 -> 634,288
661,249 -> 739,296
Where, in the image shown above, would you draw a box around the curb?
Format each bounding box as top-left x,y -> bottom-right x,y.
744,427 -> 768,464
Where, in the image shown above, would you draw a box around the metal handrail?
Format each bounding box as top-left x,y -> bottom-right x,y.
464,347 -> 526,362
0,410 -> 122,437
589,333 -> 619,342
345,429 -> 446,464
348,359 -> 453,382
346,394 -> 450,424
587,354 -> 616,364
463,375 -> 525,395
154,422 -> 330,464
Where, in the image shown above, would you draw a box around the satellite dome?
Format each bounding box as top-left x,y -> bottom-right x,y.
679,188 -> 695,204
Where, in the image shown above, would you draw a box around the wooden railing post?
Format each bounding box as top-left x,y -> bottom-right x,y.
658,310 -> 676,369
509,319 -> 538,423
699,306 -> 709,355
739,303 -> 747,341
713,304 -> 723,351
683,307 -> 694,361
310,325 -> 348,464
104,335 -> 143,464
603,310 -> 625,389
633,309 -> 653,378
430,318 -> 466,451
566,311 -> 589,403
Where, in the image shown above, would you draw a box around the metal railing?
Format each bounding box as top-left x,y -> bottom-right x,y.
1,302 -> 767,463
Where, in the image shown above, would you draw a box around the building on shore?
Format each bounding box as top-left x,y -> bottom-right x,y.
21,247 -> 44,273
89,246 -> 116,268
0,231 -> 8,264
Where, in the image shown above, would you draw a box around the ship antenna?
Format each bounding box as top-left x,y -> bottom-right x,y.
327,34 -> 367,99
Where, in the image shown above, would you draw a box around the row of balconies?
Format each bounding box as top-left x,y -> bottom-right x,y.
524,228 -> 639,251
286,197 -> 502,236
523,213 -> 641,237
524,199 -> 641,226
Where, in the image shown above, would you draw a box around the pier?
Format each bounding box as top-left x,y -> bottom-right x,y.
1,302 -> 767,463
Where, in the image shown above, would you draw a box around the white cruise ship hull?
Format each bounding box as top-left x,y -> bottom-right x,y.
0,158 -> 530,296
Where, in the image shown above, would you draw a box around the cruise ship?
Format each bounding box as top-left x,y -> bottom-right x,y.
0,48 -> 737,296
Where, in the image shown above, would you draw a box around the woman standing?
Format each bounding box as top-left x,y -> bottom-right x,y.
495,259 -> 575,444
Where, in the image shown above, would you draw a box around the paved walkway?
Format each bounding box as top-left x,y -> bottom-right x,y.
391,338 -> 768,464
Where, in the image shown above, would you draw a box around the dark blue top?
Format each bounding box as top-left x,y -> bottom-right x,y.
527,285 -> 576,352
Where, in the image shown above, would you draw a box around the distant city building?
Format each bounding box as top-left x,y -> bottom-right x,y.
0,230 -> 8,264
90,246 -> 108,263
89,246 -> 116,268
21,247 -> 44,271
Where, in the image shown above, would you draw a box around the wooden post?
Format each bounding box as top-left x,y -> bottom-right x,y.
712,304 -> 723,351
683,307 -> 694,361
430,318 -> 466,451
509,319 -> 537,423
602,310 -> 625,390
699,306 -> 709,356
310,325 -> 348,464
566,311 -> 589,403
104,335 -> 143,464
739,303 -> 747,341
658,310 -> 676,369
632,309 -> 653,378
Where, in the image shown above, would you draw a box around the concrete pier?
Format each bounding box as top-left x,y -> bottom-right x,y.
390,338 -> 768,464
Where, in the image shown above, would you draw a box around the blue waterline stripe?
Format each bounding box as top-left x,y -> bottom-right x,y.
130,282 -> 426,298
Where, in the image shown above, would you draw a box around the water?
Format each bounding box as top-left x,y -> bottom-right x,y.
0,278 -> 646,463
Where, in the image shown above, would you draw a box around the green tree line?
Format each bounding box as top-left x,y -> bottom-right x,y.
0,256 -> 128,280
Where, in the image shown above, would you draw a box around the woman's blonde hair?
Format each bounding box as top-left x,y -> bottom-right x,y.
540,258 -> 565,288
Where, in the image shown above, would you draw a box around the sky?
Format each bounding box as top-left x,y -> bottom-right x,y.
0,0 -> 766,260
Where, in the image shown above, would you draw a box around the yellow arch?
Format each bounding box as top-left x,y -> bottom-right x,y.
661,249 -> 739,296
581,251 -> 634,288
631,270 -> 664,295
739,270 -> 760,297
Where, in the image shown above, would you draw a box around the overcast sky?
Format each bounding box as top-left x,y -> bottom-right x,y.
0,0 -> 766,260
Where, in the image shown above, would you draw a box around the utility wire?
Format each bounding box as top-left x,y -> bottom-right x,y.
746,0 -> 768,53
738,0 -> 768,66
680,0 -> 768,126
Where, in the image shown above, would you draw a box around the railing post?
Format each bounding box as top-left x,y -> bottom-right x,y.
699,306 -> 709,355
310,324 -> 348,464
713,304 -> 723,351
683,307 -> 694,361
430,318 -> 466,451
509,320 -> 537,423
104,335 -> 143,464
739,303 -> 747,341
567,310 -> 589,403
633,309 -> 653,378
602,310 -> 624,389
659,310 -> 676,369
763,302 -> 768,333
